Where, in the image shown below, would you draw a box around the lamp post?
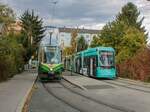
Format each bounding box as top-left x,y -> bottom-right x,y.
49,31 -> 53,45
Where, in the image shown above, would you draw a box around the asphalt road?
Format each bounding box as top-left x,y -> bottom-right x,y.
29,73 -> 150,112
29,80 -> 124,112
29,81 -> 79,112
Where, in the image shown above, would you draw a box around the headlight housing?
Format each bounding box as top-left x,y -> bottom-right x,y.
50,68 -> 53,71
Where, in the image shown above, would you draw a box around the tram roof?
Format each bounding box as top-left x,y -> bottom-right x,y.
65,47 -> 115,58
75,47 -> 115,57
86,47 -> 115,52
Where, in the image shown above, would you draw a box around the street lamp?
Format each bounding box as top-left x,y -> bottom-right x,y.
49,31 -> 53,45
49,0 -> 58,26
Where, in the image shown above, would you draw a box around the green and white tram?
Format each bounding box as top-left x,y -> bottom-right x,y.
38,45 -> 64,81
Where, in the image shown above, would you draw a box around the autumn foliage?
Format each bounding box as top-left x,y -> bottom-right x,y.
117,48 -> 150,82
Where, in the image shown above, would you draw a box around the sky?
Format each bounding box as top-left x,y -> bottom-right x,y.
1,0 -> 150,38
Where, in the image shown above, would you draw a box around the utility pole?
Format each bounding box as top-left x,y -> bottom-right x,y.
49,0 -> 59,45
49,31 -> 53,45
49,0 -> 58,26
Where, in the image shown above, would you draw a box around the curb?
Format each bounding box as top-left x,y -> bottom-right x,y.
16,74 -> 38,112
63,77 -> 87,91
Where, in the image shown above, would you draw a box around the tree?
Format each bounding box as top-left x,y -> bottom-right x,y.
20,10 -> 45,61
91,21 -> 126,55
117,26 -> 146,63
70,29 -> 78,54
0,4 -> 15,24
90,35 -> 99,47
0,33 -> 25,81
77,36 -> 88,52
97,21 -> 126,54
117,2 -> 145,31
63,47 -> 72,56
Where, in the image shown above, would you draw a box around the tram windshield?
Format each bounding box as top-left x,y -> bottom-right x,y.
44,47 -> 59,64
99,51 -> 114,67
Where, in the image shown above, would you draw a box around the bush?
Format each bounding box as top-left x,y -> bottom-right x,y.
118,48 -> 150,82
0,34 -> 25,81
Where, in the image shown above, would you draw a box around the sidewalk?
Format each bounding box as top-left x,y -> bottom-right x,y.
0,71 -> 37,112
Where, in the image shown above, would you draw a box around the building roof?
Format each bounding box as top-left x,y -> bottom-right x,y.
59,27 -> 100,34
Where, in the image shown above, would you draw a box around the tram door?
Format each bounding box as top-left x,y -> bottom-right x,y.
76,58 -> 81,73
90,58 -> 93,76
90,57 -> 96,76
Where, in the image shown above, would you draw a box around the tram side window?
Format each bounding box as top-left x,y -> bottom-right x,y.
78,58 -> 81,68
90,56 -> 97,67
94,56 -> 98,67
96,56 -> 98,67
76,58 -> 82,68
69,59 -> 71,67
80,57 -> 82,68
83,57 -> 88,68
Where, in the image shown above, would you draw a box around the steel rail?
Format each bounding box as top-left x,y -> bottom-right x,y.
60,79 -> 135,112
42,82 -> 82,112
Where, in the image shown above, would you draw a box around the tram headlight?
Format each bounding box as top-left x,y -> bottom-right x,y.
50,68 -> 53,71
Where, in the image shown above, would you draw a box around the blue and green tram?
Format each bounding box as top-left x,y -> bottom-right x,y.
74,47 -> 116,79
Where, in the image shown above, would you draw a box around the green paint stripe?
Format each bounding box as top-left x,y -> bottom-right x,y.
39,63 -> 63,73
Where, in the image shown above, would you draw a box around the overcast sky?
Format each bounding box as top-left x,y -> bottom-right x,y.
1,0 -> 150,32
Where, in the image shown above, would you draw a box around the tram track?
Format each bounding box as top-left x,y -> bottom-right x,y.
42,79 -> 135,112
102,80 -> 150,93
115,79 -> 150,89
42,82 -> 82,112
77,73 -> 150,94
61,79 -> 136,112
65,72 -> 150,93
